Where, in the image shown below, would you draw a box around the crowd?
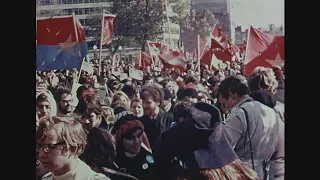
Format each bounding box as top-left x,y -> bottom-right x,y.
36,55 -> 285,180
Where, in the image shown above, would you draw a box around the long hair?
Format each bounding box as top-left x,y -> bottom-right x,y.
176,159 -> 258,180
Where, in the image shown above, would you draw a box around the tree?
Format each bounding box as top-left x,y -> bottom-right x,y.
111,0 -> 165,51
168,0 -> 190,25
84,7 -> 139,54
182,9 -> 219,37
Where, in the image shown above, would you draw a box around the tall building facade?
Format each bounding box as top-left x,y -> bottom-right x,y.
191,0 -> 231,39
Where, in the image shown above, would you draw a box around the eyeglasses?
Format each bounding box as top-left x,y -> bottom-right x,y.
36,142 -> 65,153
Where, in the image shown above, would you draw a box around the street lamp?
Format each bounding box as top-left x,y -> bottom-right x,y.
93,45 -> 97,50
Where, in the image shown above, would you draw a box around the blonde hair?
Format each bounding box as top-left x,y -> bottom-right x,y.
249,66 -> 278,95
36,116 -> 86,157
177,159 -> 258,180
101,105 -> 115,125
111,91 -> 130,106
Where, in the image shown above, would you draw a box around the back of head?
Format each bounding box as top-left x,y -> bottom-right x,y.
218,75 -> 249,100
81,127 -> 116,169
248,66 -> 278,94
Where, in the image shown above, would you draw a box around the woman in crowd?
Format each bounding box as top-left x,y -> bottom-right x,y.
111,111 -> 155,180
130,98 -> 144,118
81,127 -> 139,180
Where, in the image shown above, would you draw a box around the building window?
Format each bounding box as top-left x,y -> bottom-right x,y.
66,0 -> 72,4
95,0 -> 101,2
89,0 -> 94,3
62,0 -> 67,4
85,0 -> 89,3
44,0 -> 50,5
85,8 -> 90,14
80,8 -> 85,14
74,8 -> 79,15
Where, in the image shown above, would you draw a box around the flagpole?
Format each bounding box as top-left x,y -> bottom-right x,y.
72,12 -> 83,84
99,10 -> 105,76
164,0 -> 172,49
77,58 -> 85,83
197,34 -> 201,79
243,25 -> 251,76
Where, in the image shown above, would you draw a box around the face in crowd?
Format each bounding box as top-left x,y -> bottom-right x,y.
58,93 -> 73,115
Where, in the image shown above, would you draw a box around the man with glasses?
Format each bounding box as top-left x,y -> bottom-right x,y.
53,87 -> 74,117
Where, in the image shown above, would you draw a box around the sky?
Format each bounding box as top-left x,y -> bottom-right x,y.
230,0 -> 284,30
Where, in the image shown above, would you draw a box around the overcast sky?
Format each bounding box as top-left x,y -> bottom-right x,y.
230,0 -> 284,30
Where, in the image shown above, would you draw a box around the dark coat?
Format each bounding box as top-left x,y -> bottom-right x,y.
140,109 -> 174,148
115,147 -> 156,180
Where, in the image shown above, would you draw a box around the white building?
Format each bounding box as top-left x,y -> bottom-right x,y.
36,0 -> 112,31
157,22 -> 181,49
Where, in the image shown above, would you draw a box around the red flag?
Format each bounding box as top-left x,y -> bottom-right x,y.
161,43 -> 169,54
242,40 -> 247,56
140,51 -> 152,68
101,14 -> 116,45
158,51 -> 187,71
244,26 -> 284,77
200,47 -> 213,66
211,25 -> 227,45
37,16 -> 77,45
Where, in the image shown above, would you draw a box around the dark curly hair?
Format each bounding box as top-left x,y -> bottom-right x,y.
140,84 -> 164,103
217,75 -> 249,100
80,127 -> 116,170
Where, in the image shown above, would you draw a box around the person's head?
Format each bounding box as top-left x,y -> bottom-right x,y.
81,127 -> 116,172
181,87 -> 199,103
81,105 -> 104,131
184,75 -> 198,85
172,101 -> 193,123
161,88 -> 173,110
75,93 -> 100,115
112,112 -> 148,155
53,87 -> 73,115
101,105 -> 115,125
247,66 -> 278,95
36,93 -> 51,118
121,84 -> 136,101
217,75 -> 249,111
140,85 -> 164,117
130,98 -> 144,118
36,116 -> 86,176
165,80 -> 178,97
112,91 -> 131,107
